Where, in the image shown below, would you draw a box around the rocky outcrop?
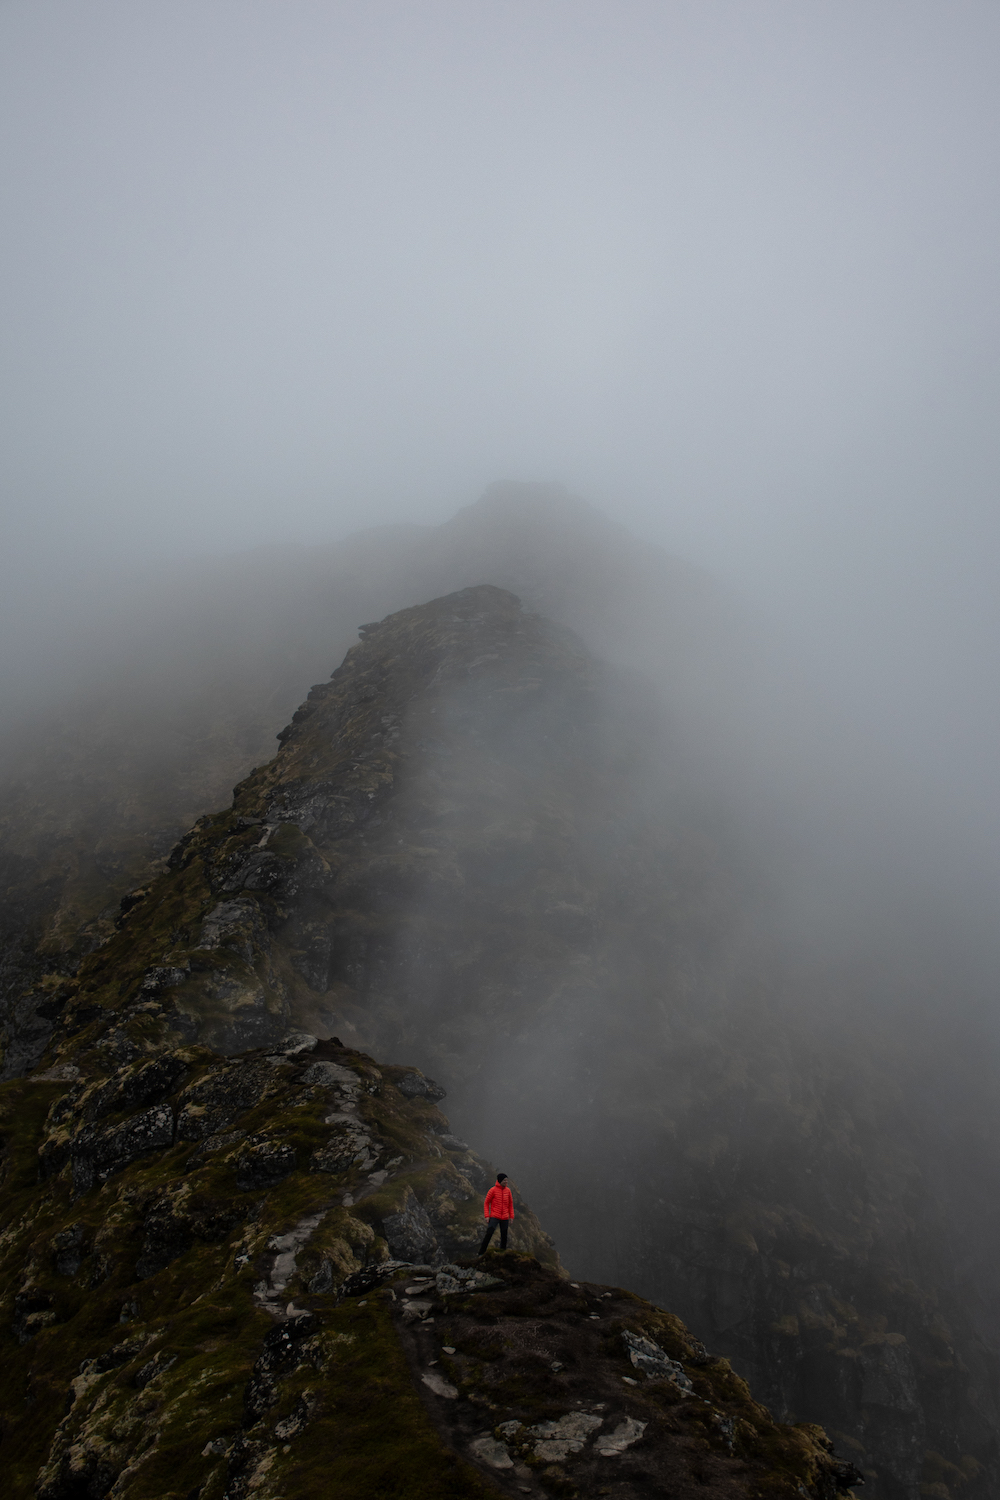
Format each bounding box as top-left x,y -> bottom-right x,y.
0,927 -> 861,1498
0,1014 -> 557,1498
392,1253 -> 862,1498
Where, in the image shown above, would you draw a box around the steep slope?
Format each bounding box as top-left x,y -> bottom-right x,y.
0,922 -> 858,1499
13,584 -> 997,1499
0,483 -> 737,1061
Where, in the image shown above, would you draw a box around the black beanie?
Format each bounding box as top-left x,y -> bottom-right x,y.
497,1173 -> 507,1183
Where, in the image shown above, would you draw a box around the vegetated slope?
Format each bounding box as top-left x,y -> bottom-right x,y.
0,483 -> 737,1068
12,584 -> 996,1500
0,968 -> 858,1498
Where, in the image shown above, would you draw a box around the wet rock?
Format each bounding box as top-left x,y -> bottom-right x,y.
82,1053 -> 187,1122
256,1211 -> 327,1310
395,1071 -> 446,1102
469,1433 -> 513,1467
243,1318 -> 319,1426
529,1411 -> 604,1461
421,1370 -> 459,1399
307,1258 -> 334,1294
621,1329 -> 693,1391
175,1059 -> 280,1140
69,1103 -> 175,1192
382,1186 -> 438,1263
273,1391 -> 317,1440
198,899 -> 268,964
401,1298 -> 435,1322
235,1137 -> 297,1191
858,1338 -> 924,1497
136,1195 -> 245,1278
309,1125 -> 376,1175
133,1352 -> 177,1390
192,1127 -> 246,1157
435,1265 -> 501,1295
36,1444 -> 120,1500
274,1030 -> 318,1056
135,1203 -> 195,1279
223,1434 -> 272,1499
139,965 -> 188,998
300,1059 -> 360,1090
597,1416 -> 647,1456
437,1134 -> 470,1151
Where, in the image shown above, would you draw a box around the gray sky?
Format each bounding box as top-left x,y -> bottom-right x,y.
2,0 -> 1000,887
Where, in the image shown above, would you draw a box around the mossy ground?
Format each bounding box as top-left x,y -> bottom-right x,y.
0,1034 -> 554,1498
390,1253 -> 859,1499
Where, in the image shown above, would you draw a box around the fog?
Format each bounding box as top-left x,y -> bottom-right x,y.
2,1 -> 1000,948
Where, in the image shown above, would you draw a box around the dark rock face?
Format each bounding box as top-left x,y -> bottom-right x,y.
381,1185 -> 439,1263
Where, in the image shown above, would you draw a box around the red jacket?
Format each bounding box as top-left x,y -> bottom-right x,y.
484,1183 -> 514,1220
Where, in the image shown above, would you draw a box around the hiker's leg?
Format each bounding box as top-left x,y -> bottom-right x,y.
479,1219 -> 497,1254
499,1219 -> 508,1249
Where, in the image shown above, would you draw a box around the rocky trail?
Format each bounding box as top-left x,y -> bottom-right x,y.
393,1253 -> 862,1499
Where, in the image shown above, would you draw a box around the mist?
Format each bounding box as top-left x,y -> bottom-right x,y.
0,0 -> 997,983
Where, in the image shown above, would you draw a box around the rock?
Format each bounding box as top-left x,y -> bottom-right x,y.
92,1337 -> 146,1373
300,1059 -> 359,1089
308,1259 -> 334,1294
401,1299 -> 435,1323
395,1071 -> 446,1102
421,1370 -> 458,1399
435,1265 -> 501,1294
234,1137 -> 297,1191
597,1416 -> 647,1456
82,1053 -> 187,1122
198,898 -> 268,964
175,1059 -> 281,1140
258,1211 -> 328,1308
13,1290 -> 56,1344
276,1031 -> 318,1055
135,1204 -> 193,1279
133,1352 -> 177,1390
621,1329 -> 693,1391
382,1187 -> 438,1263
273,1392 -> 318,1440
69,1103 -> 175,1192
528,1411 -> 604,1461
468,1434 -> 514,1469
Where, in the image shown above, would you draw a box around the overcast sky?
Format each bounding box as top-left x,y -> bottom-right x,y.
2,1 -> 999,851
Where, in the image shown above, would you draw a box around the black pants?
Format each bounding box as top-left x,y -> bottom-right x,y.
479,1217 -> 509,1253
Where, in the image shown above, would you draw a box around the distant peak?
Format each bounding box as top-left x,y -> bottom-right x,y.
456,480 -> 602,527
357,583 -> 524,642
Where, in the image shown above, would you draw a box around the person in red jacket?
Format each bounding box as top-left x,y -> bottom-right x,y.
479,1173 -> 514,1253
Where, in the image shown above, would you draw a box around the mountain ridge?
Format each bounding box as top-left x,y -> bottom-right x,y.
10,580 -> 996,1498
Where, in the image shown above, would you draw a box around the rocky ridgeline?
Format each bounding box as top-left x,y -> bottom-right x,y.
1,581 -> 992,1497
0,1020 -> 863,1500
0,1014 -> 558,1498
